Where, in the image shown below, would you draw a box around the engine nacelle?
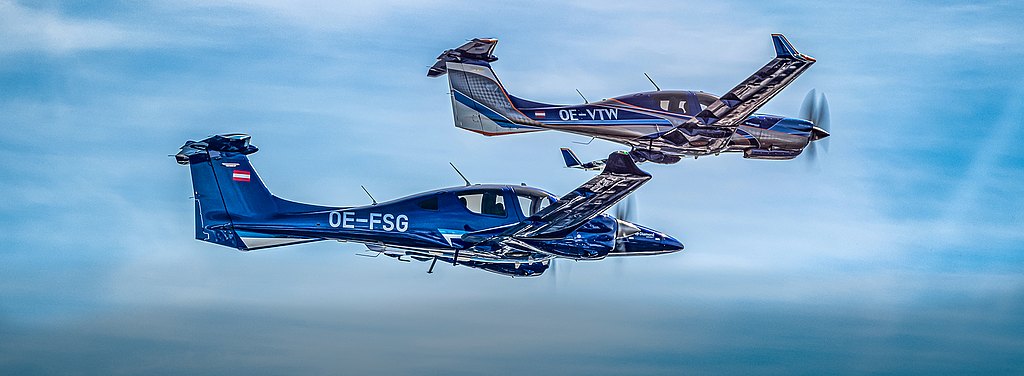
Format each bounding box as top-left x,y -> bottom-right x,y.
523,214 -> 617,259
455,260 -> 548,277
612,223 -> 684,256
743,148 -> 802,160
629,149 -> 682,165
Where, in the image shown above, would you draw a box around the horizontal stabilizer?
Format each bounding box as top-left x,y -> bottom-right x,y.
428,38 -> 499,77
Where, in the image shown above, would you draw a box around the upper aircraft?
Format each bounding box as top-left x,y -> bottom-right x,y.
175,134 -> 682,277
428,34 -> 830,165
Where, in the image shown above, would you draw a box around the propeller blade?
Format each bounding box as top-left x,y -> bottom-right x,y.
799,89 -> 831,164
818,93 -> 830,152
548,258 -> 557,286
613,194 -> 639,223
805,140 -> 819,165
799,88 -> 817,123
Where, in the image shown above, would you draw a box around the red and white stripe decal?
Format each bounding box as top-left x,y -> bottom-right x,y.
534,111 -> 545,118
232,170 -> 251,182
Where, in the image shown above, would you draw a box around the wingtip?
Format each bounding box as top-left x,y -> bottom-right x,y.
602,152 -> 650,178
771,34 -> 814,62
560,148 -> 582,167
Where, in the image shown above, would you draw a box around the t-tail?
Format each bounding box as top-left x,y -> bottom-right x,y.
428,38 -> 555,136
175,134 -> 329,251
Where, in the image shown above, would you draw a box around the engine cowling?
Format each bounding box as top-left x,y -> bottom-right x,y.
522,214 -> 617,259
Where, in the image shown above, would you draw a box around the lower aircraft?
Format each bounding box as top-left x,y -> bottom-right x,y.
428,34 -> 830,165
175,134 -> 683,277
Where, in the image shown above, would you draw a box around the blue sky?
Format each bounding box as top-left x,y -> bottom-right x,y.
1,0 -> 1022,374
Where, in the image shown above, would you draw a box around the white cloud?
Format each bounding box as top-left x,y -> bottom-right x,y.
0,1 -> 163,54
181,0 -> 454,31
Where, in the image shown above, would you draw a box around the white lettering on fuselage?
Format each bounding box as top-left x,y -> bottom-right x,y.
329,211 -> 408,232
558,108 -> 618,121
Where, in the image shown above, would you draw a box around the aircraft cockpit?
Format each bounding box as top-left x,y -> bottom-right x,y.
613,91 -> 720,116
693,92 -> 719,113
512,187 -> 555,217
651,92 -> 691,115
436,186 -> 556,222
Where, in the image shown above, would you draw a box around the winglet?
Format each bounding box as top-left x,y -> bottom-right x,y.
560,148 -> 583,168
603,151 -> 649,178
772,34 -> 815,62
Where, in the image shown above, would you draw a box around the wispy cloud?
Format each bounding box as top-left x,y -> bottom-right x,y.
178,0 -> 455,31
0,1 -> 165,54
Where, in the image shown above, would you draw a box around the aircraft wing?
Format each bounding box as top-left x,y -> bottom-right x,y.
665,34 -> 815,139
513,151 -> 649,238
466,151 -> 650,246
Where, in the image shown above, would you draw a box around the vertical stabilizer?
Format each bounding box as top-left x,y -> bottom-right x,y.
175,134 -> 324,251
429,38 -> 550,136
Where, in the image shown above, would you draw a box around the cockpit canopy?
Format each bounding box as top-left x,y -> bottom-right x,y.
409,185 -> 556,220
610,90 -> 719,116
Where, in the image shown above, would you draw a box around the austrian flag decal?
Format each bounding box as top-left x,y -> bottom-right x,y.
232,170 -> 251,182
534,110 -> 545,118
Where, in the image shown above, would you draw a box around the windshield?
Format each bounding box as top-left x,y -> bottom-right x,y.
694,92 -> 719,112
516,194 -> 552,217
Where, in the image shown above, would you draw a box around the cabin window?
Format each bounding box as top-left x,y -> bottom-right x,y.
417,196 -> 438,211
457,190 -> 507,217
517,194 -> 551,217
656,96 -> 687,114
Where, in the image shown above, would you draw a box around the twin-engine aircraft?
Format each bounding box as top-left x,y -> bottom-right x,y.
428,34 -> 830,165
175,134 -> 682,277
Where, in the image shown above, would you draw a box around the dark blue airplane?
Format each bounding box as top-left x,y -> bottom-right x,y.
175,134 -> 683,277
428,34 -> 831,165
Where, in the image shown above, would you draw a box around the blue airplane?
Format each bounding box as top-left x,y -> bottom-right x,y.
428,34 -> 830,166
175,134 -> 683,277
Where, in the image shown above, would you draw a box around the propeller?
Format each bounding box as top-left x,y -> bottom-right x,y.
547,258 -> 556,286
610,194 -> 639,278
613,194 -> 639,223
547,257 -> 573,288
799,89 -> 831,163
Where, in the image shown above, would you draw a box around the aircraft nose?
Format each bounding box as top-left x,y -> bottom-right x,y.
613,227 -> 684,255
811,125 -> 830,141
661,234 -> 684,253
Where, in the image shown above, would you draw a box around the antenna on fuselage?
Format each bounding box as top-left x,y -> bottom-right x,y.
360,185 -> 378,205
449,162 -> 471,186
644,72 -> 661,91
575,89 -> 589,104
